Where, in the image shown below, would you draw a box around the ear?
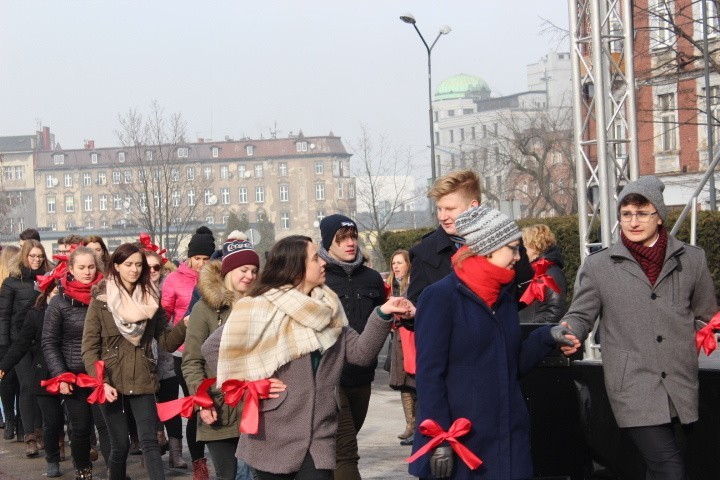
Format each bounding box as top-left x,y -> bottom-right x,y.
470,199 -> 480,208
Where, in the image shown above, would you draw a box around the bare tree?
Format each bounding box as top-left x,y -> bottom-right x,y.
114,101 -> 210,258
350,126 -> 421,270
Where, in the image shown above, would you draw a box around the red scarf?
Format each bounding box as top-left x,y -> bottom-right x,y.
452,246 -> 516,308
621,226 -> 667,286
61,273 -> 103,305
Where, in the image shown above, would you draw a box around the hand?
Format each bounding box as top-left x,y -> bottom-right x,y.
429,445 -> 453,478
59,381 -> 73,395
0,370 -> 4,379
183,316 -> 190,327
199,407 -> 218,425
103,383 -> 118,403
550,322 -> 581,355
268,378 -> 287,399
380,297 -> 414,317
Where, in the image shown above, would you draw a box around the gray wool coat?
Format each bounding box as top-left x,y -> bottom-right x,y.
202,309 -> 392,474
562,235 -> 717,428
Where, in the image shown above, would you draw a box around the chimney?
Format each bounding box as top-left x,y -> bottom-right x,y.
197,137 -> 205,143
84,139 -> 95,149
41,127 -> 51,150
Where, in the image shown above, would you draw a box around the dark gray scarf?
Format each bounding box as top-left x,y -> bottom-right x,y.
318,244 -> 364,275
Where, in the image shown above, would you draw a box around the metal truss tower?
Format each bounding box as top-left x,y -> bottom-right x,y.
569,0 -> 640,257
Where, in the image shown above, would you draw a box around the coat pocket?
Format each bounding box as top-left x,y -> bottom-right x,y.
608,350 -> 630,392
259,390 -> 287,412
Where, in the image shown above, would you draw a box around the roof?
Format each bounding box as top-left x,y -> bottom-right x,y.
0,135 -> 35,153
435,74 -> 491,101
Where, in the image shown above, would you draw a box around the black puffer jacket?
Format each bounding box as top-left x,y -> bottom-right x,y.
323,262 -> 385,388
41,287 -> 91,377
0,266 -> 44,352
518,245 -> 568,324
0,305 -> 53,396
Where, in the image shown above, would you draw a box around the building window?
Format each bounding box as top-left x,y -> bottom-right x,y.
316,210 -> 325,223
220,165 -> 230,179
463,108 -> 474,115
14,166 -> 23,181
53,154 -> 65,165
171,168 -> 179,182
435,132 -> 440,145
91,153 -> 98,164
349,183 -> 355,199
124,171 -> 132,184
254,164 -> 263,178
460,128 -> 465,141
203,166 -> 213,180
703,85 -> 720,145
659,93 -> 677,151
449,130 -> 455,143
315,183 -> 325,200
177,147 -> 189,158
279,162 -> 287,176
65,195 -> 75,213
46,175 -> 55,188
238,164 -> 247,178
188,189 -> 196,206
84,195 -> 93,212
153,191 -> 161,208
112,171 -> 121,184
238,187 -> 248,204
280,212 -> 290,230
64,173 -> 73,187
337,183 -> 344,198
186,167 -> 195,180
206,216 -> 215,225
255,186 -> 265,203
99,194 -> 108,211
221,187 -> 230,205
650,0 -> 674,49
280,185 -> 289,202
212,147 -> 219,158
47,196 -> 56,213
204,189 -> 214,205
471,126 -> 476,140
172,190 -> 180,207
146,150 -> 153,162
2,167 -> 13,181
98,172 -> 107,185
296,141 -> 308,152
315,161 -> 324,174
82,173 -> 91,186
448,109 -> 455,117
118,152 -> 126,163
246,145 -> 254,156
113,194 -> 122,210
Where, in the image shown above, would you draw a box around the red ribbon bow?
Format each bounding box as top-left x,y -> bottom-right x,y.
139,233 -> 169,264
40,372 -> 77,395
75,360 -> 107,404
696,312 -> 720,355
520,259 -> 560,305
156,378 -> 216,421
406,418 -> 483,470
221,379 -> 272,434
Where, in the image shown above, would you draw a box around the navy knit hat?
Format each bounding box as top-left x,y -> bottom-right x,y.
221,231 -> 260,276
187,226 -> 216,258
319,214 -> 357,250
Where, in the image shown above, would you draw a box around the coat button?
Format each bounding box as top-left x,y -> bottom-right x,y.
651,293 -> 657,300
657,336 -> 663,343
661,372 -> 667,378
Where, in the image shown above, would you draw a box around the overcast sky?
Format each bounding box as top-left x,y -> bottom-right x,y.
0,1 -> 569,180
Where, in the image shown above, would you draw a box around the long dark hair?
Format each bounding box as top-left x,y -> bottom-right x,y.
107,243 -> 155,299
248,235 -> 312,297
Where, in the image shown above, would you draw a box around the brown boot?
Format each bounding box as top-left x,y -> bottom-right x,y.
128,432 -> 141,455
192,458 -> 209,480
168,437 -> 188,469
58,434 -> 66,461
35,428 -> 44,450
397,391 -> 415,440
24,434 -> 39,457
157,430 -> 169,456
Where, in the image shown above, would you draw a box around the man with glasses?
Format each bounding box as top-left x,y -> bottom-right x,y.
560,176 -> 717,479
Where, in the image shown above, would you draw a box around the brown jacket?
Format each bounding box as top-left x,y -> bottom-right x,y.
81,280 -> 187,395
202,309 -> 391,474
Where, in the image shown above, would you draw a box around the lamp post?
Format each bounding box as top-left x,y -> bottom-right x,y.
400,13 -> 451,186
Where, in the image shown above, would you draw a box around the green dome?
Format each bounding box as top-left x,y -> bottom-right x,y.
435,74 -> 490,101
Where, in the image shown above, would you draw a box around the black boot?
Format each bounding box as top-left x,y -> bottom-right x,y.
3,419 -> 15,440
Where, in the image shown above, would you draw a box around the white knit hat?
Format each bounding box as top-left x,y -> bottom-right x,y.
455,205 -> 522,256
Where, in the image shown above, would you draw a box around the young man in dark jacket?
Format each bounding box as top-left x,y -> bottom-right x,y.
318,214 -> 385,480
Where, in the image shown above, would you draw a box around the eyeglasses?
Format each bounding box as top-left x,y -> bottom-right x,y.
619,211 -> 657,223
504,244 -> 521,256
28,254 -> 45,259
148,265 -> 161,272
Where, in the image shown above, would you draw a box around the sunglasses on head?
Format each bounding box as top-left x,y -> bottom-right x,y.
148,264 -> 161,272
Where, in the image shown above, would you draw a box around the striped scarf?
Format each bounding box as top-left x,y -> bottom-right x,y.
216,285 -> 348,384
621,226 -> 667,286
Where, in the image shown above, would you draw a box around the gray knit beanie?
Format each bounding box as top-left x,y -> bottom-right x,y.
616,176 -> 667,222
455,205 -> 522,256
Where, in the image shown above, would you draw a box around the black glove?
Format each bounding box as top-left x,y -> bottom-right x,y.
429,445 -> 453,478
550,324 -> 576,347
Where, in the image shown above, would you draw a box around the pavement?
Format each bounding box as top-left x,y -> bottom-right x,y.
0,342 -> 414,479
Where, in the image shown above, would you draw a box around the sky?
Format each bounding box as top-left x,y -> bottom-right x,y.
0,1 -> 570,180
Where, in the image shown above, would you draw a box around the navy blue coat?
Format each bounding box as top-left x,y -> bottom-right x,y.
409,272 -> 555,480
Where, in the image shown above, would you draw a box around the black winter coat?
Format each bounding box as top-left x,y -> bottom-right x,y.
518,245 -> 568,324
0,267 -> 44,352
323,262 -> 385,388
0,305 -> 53,396
41,289 -> 91,377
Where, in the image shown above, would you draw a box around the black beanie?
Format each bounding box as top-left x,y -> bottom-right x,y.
319,214 -> 357,250
187,226 -> 216,258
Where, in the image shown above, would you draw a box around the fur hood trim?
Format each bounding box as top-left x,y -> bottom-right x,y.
198,260 -> 236,311
91,279 -> 108,302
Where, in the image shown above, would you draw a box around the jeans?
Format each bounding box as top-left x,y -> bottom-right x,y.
174,355 -> 205,460
156,375 -> 182,438
0,366 -> 19,424
36,395 -> 64,464
15,353 -> 42,436
334,384 -> 371,480
102,394 -> 165,480
206,437 -> 239,480
625,420 -> 692,480
64,388 -> 96,470
252,452 -> 331,480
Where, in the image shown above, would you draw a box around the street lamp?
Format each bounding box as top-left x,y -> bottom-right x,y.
400,13 -> 451,186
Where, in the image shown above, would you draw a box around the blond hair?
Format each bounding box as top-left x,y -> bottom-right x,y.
0,246 -> 20,284
10,240 -> 49,277
521,224 -> 557,255
386,250 -> 410,296
428,170 -> 481,202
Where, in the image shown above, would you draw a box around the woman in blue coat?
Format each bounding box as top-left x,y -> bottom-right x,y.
409,206 -> 578,480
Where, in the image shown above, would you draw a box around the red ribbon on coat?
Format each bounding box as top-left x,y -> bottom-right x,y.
519,259 -> 560,305
696,312 -> 720,355
75,361 -> 107,404
138,233 -> 169,264
156,378 -> 215,421
40,372 -> 77,395
221,379 -> 272,434
406,418 -> 483,470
